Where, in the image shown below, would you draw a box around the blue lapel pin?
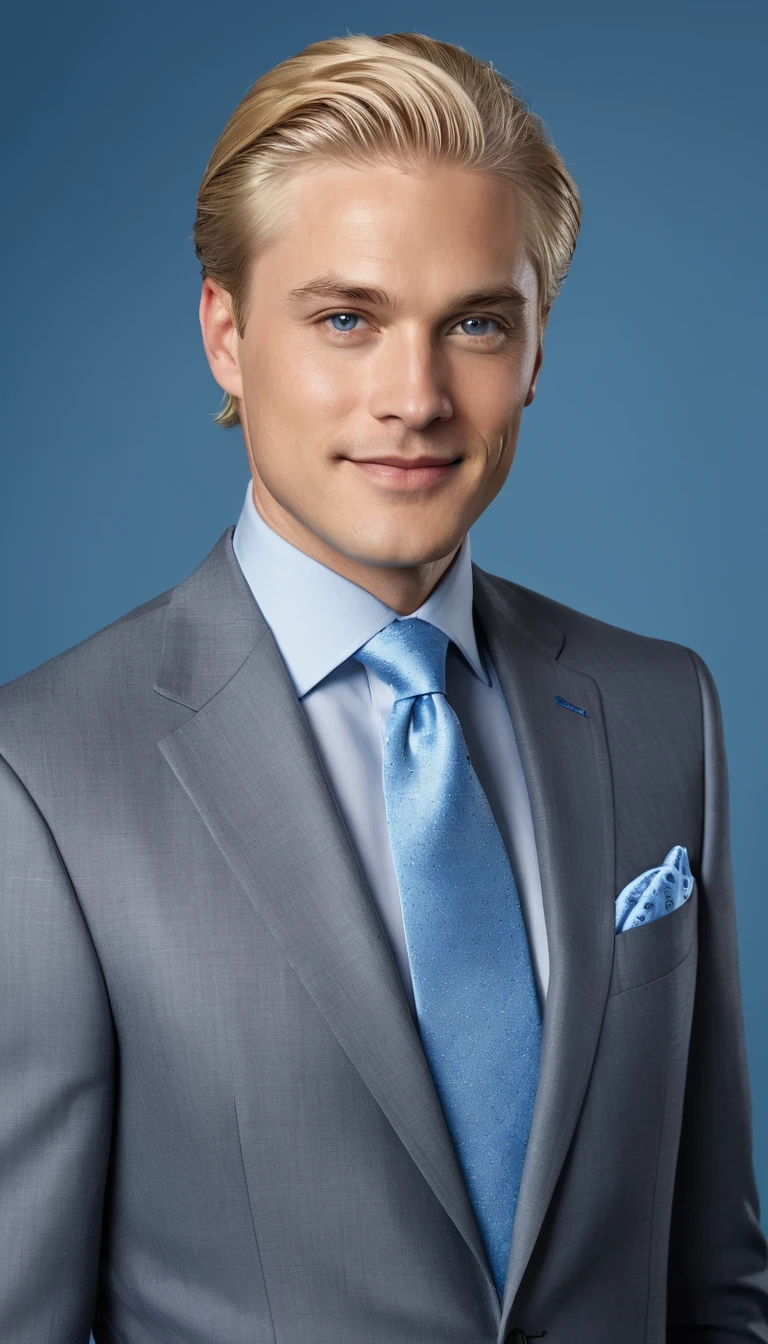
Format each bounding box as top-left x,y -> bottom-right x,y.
554,694 -> 588,718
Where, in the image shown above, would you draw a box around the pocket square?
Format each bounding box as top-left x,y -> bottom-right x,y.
615,845 -> 694,933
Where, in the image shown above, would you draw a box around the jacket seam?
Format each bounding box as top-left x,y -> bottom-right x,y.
0,748 -> 112,995
233,1092 -> 279,1344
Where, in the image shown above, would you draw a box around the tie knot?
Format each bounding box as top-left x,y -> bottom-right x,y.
353,618 -> 449,702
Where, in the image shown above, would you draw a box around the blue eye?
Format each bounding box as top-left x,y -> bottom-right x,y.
329,313 -> 359,331
459,317 -> 500,336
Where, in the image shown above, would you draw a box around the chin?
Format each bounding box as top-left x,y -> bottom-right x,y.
340,521 -> 464,569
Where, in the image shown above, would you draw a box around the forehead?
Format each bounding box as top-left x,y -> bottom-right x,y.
255,161 -> 537,304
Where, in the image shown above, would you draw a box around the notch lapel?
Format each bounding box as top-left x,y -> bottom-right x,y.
471,567 -> 616,1336
154,530 -> 499,1310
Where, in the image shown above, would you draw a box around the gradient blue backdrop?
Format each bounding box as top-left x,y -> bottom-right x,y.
2,0 -> 766,1291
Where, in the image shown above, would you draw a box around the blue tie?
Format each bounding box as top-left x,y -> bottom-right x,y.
354,617 -> 542,1295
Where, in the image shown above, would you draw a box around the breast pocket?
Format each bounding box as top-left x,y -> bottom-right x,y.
607,881 -> 698,997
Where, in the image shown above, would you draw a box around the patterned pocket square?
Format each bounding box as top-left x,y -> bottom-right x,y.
615,845 -> 694,933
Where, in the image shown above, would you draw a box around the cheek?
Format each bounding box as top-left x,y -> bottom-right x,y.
249,334 -> 360,429
451,354 -> 528,433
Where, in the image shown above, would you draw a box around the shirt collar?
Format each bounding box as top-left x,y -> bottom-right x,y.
232,481 -> 490,698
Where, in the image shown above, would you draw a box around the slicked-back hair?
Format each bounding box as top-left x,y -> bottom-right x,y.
194,32 -> 582,428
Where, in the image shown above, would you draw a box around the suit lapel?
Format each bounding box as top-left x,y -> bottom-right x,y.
472,567 -> 616,1332
153,529 -> 616,1325
154,529 -> 500,1309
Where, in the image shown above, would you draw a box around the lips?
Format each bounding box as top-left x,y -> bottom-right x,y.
352,456 -> 461,468
346,456 -> 461,491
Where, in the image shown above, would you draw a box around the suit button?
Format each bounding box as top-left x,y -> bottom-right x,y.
506,1332 -> 546,1343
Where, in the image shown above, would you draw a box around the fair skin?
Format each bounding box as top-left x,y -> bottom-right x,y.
200,161 -> 544,614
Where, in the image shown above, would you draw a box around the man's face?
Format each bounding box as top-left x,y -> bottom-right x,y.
203,161 -> 543,573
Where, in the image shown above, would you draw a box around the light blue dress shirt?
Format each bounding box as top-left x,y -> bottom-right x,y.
232,482 -> 549,1015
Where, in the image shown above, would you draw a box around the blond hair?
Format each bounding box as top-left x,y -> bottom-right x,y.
194,32 -> 582,428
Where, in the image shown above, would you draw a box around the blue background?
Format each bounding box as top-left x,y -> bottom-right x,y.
2,0 -> 766,1291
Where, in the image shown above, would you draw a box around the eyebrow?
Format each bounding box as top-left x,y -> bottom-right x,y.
285,272 -> 529,313
285,275 -> 394,309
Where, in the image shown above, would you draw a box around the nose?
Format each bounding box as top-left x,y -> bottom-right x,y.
367,327 -> 453,430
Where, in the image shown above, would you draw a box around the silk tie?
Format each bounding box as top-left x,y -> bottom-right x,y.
354,617 -> 542,1295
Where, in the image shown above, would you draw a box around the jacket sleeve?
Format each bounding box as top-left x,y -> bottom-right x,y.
666,650 -> 768,1342
0,751 -> 114,1343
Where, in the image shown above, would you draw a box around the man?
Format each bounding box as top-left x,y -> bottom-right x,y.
1,30 -> 766,1344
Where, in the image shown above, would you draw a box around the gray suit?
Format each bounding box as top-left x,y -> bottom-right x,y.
1,527 -> 766,1344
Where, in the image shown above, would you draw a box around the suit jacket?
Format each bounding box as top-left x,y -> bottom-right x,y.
1,527 -> 766,1344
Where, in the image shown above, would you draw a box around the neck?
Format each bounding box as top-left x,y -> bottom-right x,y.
249,480 -> 460,616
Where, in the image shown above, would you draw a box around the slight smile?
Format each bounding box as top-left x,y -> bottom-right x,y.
345,456 -> 462,490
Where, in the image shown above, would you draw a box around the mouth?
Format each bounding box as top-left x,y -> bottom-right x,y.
345,455 -> 463,490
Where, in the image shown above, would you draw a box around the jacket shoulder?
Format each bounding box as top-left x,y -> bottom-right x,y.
0,586 -> 174,743
0,527 -> 242,777
478,568 -> 702,684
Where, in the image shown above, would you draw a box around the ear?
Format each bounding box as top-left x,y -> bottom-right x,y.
199,277 -> 243,400
523,338 -> 544,408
